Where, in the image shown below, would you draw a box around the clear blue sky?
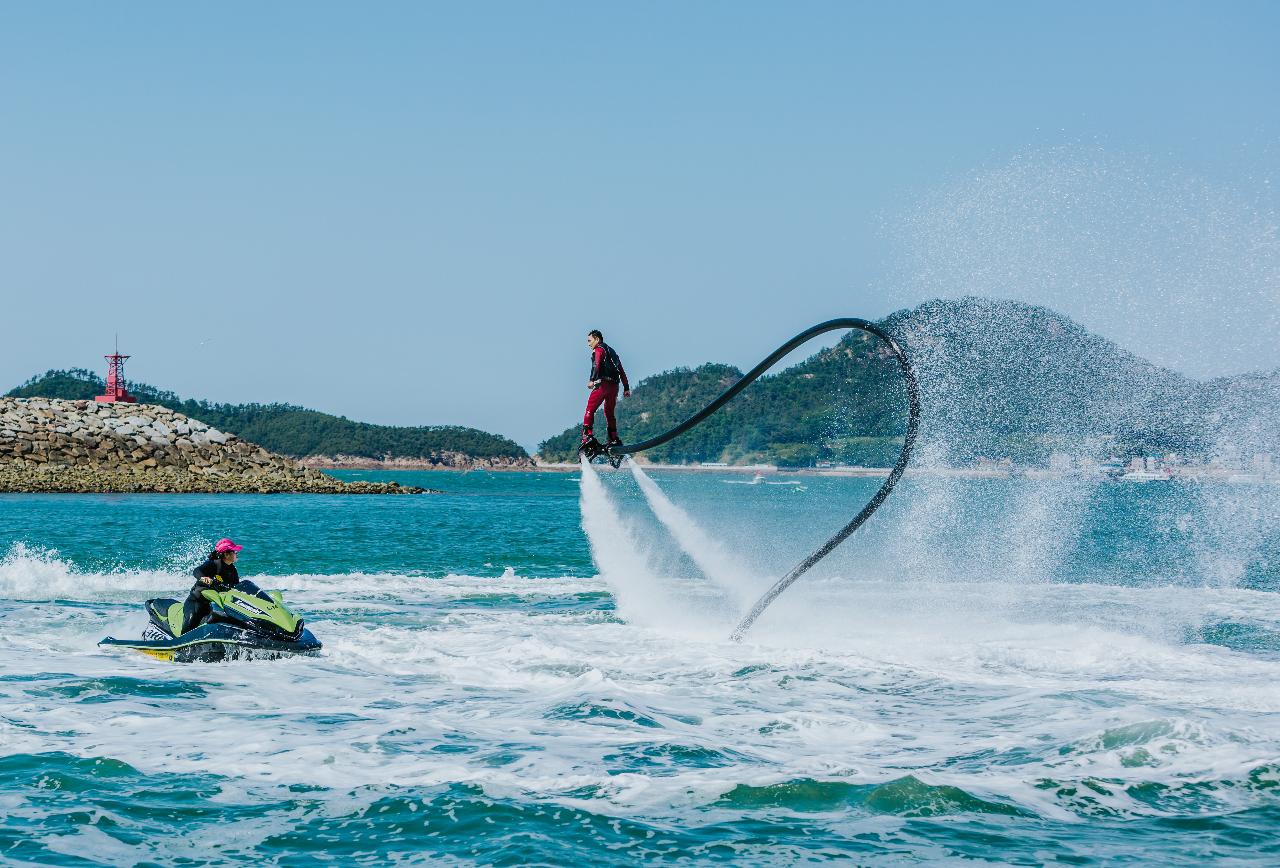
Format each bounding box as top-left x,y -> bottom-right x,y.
2,2 -> 1277,448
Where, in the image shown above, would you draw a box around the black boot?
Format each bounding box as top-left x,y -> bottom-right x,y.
578,429 -> 605,460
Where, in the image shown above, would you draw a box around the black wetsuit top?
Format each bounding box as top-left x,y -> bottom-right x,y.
589,343 -> 629,389
192,556 -> 239,586
182,556 -> 240,634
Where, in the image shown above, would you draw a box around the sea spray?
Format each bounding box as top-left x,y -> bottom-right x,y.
577,458 -> 672,626
880,446 -> 967,587
888,145 -> 1280,377
999,477 -> 1098,589
1189,450 -> 1280,590
578,459 -> 740,633
0,542 -> 180,601
882,145 -> 1280,594
627,460 -> 764,606
1189,380 -> 1280,591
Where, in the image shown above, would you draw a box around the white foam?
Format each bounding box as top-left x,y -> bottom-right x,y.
0,542 -> 605,606
3,481 -> 1279,828
578,459 -> 677,625
2,561 -> 1279,826
0,543 -> 178,601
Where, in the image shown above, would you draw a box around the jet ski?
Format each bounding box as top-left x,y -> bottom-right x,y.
579,435 -> 623,468
100,580 -> 322,663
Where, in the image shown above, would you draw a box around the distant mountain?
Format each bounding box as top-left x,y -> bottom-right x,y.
7,370 -> 529,463
540,297 -> 1277,466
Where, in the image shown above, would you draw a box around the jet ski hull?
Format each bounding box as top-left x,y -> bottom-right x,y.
99,596 -> 322,663
100,624 -> 323,663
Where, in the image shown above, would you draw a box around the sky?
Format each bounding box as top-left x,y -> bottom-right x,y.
2,1 -> 1278,449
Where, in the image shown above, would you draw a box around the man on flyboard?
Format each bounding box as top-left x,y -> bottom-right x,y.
579,329 -> 630,462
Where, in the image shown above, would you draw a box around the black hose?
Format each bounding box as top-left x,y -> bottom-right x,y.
604,318 -> 921,640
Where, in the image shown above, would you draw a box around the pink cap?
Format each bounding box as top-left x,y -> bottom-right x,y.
214,538 -> 243,553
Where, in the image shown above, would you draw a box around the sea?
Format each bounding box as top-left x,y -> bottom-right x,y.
1,465 -> 1277,865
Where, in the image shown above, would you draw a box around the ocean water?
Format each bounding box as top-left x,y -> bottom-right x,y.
1,467 -> 1277,865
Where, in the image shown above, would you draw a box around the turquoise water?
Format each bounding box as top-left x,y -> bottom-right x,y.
1,467 -> 1278,865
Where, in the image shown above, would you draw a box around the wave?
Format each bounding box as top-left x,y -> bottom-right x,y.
719,775 -> 1029,817
0,542 -> 606,603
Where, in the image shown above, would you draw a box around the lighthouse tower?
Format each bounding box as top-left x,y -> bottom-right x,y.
95,338 -> 138,404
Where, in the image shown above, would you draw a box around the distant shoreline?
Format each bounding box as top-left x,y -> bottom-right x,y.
535,462 -> 884,476
297,454 -> 534,471
515,462 -> 1279,483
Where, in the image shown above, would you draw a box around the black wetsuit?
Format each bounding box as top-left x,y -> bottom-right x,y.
181,556 -> 240,635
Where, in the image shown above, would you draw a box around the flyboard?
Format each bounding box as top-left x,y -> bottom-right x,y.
579,318 -> 921,640
578,436 -> 624,468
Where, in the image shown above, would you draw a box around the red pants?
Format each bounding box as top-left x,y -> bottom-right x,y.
583,380 -> 620,440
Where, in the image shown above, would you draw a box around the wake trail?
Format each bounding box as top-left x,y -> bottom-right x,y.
627,461 -> 762,605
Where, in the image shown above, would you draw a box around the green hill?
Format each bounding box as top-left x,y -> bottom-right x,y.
7,370 -> 528,462
540,297 -> 1276,466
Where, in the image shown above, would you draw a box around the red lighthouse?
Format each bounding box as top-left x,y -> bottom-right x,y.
95,339 -> 137,404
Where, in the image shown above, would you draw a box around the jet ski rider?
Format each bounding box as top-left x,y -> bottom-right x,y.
582,329 -> 631,449
181,538 -> 242,635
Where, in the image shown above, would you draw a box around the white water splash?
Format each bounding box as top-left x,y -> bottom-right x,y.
889,145 -> 1280,378
576,459 -> 670,624
0,542 -> 179,601
578,459 -> 738,633
627,461 -> 765,606
876,148 -> 1280,595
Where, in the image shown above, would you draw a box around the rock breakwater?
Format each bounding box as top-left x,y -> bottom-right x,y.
0,398 -> 426,494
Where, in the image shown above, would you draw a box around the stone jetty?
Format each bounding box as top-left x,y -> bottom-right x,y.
0,397 -> 427,494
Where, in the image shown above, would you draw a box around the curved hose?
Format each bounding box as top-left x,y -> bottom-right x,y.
605,318 -> 920,640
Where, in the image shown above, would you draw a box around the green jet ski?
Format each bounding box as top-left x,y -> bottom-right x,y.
100,580 -> 322,663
